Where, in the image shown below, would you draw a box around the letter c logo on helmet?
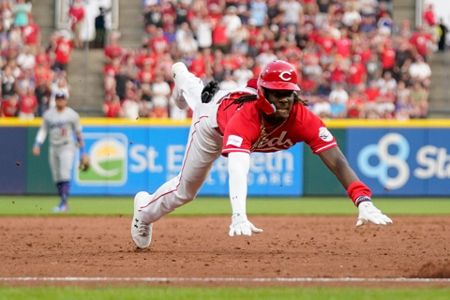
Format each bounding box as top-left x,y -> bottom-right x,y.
256,60 -> 300,115
279,71 -> 292,81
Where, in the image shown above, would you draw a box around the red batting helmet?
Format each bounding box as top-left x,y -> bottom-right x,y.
257,60 -> 300,114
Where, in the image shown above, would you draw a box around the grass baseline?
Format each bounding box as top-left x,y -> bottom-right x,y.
0,286 -> 450,300
0,196 -> 450,216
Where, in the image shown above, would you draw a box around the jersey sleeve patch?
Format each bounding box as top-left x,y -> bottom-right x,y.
318,126 -> 334,142
226,135 -> 244,147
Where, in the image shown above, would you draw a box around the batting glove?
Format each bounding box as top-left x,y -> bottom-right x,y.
229,213 -> 263,237
356,200 -> 393,227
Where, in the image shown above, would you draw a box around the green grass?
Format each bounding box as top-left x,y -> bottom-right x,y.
1,287 -> 450,300
0,196 -> 450,216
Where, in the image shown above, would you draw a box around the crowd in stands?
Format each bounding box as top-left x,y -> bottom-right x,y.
1,0 -> 74,119
103,0 -> 439,120
1,0 -> 444,120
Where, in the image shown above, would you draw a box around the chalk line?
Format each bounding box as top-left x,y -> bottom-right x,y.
0,277 -> 449,283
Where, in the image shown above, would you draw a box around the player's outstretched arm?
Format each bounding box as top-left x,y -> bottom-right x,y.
318,146 -> 393,227
227,152 -> 263,236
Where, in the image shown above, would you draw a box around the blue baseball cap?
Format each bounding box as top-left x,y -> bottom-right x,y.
55,92 -> 67,99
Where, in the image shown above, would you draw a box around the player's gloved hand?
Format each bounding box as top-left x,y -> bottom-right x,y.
78,154 -> 90,172
356,198 -> 393,227
229,213 -> 263,236
201,80 -> 219,103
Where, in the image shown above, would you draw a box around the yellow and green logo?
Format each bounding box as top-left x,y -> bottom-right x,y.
77,133 -> 128,185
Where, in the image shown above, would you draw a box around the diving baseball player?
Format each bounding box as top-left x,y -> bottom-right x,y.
131,60 -> 392,248
32,92 -> 87,212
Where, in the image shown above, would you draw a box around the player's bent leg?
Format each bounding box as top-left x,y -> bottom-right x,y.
135,174 -> 194,225
130,176 -> 195,248
171,62 -> 204,111
131,191 -> 153,249
130,109 -> 222,247
138,114 -> 221,222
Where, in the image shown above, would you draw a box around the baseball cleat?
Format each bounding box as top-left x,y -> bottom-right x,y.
53,203 -> 68,213
171,62 -> 188,79
131,191 -> 153,249
171,62 -> 189,109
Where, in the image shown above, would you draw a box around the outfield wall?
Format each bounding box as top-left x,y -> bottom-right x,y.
1,118 -> 449,196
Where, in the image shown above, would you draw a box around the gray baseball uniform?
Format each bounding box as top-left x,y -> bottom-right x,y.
35,107 -> 82,182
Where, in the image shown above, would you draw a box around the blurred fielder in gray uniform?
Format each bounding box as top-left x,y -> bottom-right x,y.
32,92 -> 88,212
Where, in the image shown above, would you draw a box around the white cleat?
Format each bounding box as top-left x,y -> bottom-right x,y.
170,61 -> 204,111
131,191 -> 153,249
171,62 -> 189,79
171,62 -> 189,109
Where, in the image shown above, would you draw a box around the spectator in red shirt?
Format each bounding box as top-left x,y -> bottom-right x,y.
137,61 -> 153,84
380,39 -> 396,73
52,32 -> 74,71
21,17 -> 40,48
134,47 -> 155,69
422,3 -> 437,27
329,60 -> 346,85
68,0 -> 85,48
363,81 -> 381,118
347,90 -> 364,118
1,95 -> 19,117
347,55 -> 367,91
364,80 -> 381,102
353,38 -> 372,64
104,31 -> 123,62
409,27 -> 434,58
149,27 -> 169,54
190,51 -> 208,79
35,47 -> 51,67
34,61 -> 53,87
103,94 -> 123,118
18,87 -> 37,120
335,28 -> 352,59
104,57 -> 121,76
212,18 -> 229,53
317,29 -> 335,56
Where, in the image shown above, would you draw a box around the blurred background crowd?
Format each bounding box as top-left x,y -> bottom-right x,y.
1,0 -> 448,120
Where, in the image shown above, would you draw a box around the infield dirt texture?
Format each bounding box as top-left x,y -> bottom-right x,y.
1,215 -> 449,287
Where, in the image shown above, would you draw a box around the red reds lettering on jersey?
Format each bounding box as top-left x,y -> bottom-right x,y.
216,92 -> 337,155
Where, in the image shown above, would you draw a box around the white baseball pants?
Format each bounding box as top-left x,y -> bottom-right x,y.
138,70 -> 223,224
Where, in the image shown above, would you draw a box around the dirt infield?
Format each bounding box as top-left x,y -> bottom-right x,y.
1,216 -> 449,286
